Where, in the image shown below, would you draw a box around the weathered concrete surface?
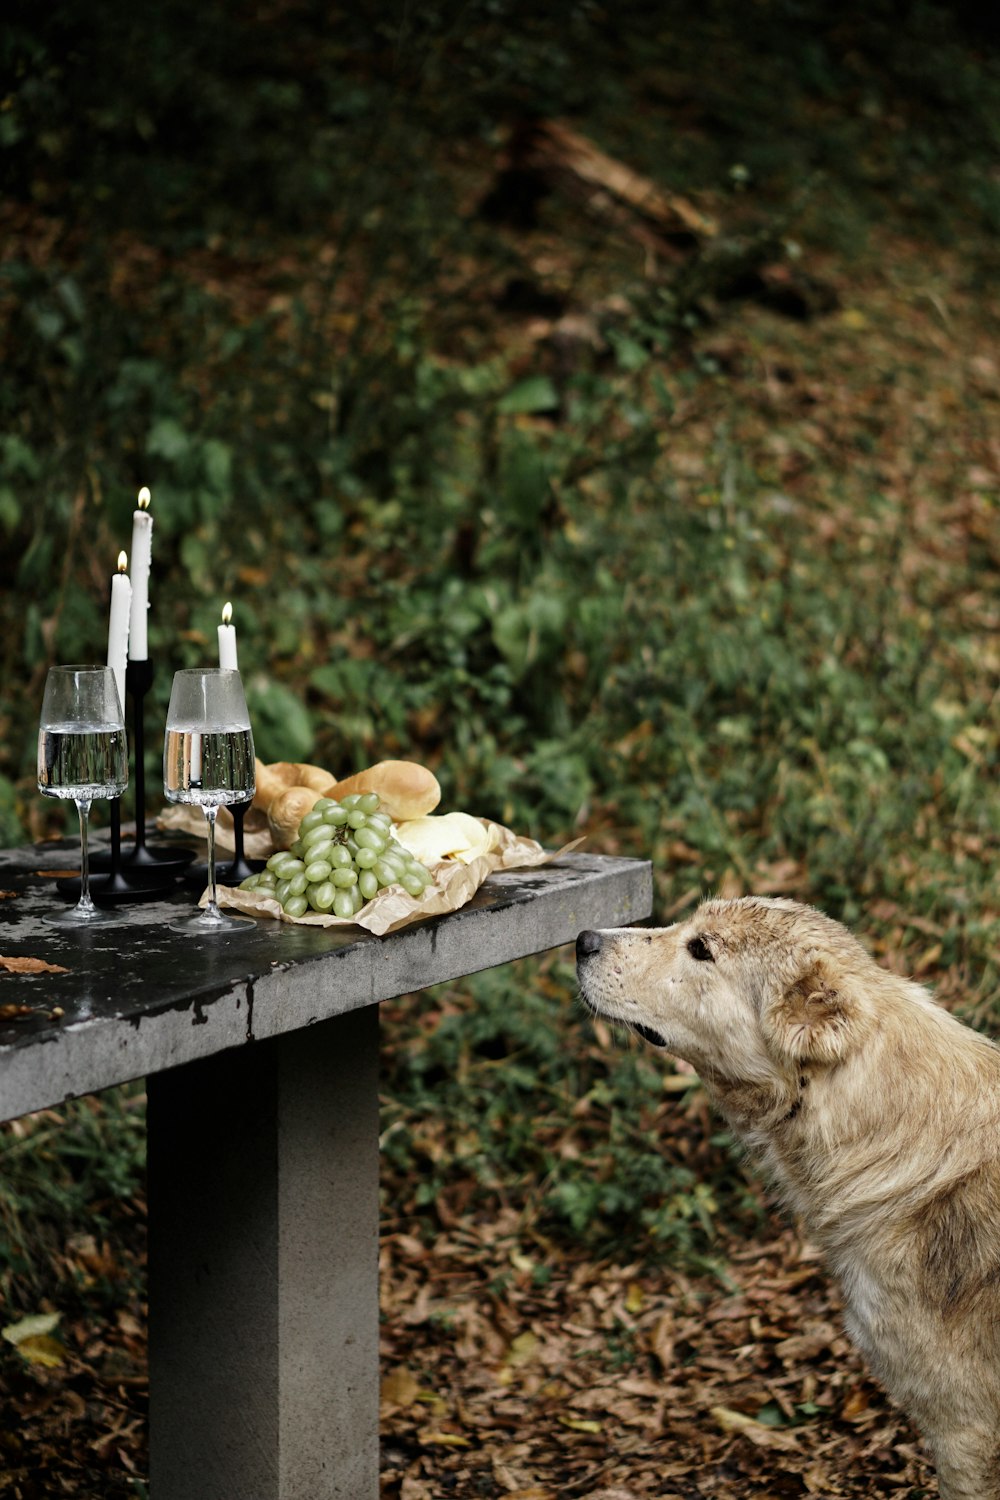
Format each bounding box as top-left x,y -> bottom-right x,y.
148,1007 -> 380,1500
0,842 -> 653,1122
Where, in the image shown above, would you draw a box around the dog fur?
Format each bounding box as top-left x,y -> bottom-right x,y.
576,896 -> 1000,1500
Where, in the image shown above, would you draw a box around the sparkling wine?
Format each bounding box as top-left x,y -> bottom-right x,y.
163,726 -> 255,807
37,723 -> 128,801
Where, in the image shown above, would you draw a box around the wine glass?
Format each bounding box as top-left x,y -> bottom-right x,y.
163,668 -> 256,933
37,665 -> 129,927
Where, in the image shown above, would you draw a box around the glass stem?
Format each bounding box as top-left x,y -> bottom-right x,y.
76,798 -> 95,914
204,806 -> 220,916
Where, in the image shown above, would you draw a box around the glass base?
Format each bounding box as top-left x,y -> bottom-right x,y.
168,905 -> 256,935
43,900 -> 123,928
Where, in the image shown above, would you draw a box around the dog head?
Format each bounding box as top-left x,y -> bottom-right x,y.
576,896 -> 878,1091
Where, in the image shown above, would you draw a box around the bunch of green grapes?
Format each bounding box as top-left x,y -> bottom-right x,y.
239,791 -> 433,920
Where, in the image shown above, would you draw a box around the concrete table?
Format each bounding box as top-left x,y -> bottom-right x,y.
0,839 -> 652,1499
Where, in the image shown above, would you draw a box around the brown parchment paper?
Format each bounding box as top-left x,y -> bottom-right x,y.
207,822 -> 582,937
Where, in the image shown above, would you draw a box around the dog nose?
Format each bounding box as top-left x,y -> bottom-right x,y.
576,929 -> 603,961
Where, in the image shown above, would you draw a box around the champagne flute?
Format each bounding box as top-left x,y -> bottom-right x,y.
37,665 -> 129,927
163,668 -> 256,933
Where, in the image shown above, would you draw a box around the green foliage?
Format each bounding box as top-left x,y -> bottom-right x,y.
0,1086 -> 146,1317
380,960 -> 762,1266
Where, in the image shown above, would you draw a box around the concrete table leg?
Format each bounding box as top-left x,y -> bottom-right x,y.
147,1005 -> 380,1500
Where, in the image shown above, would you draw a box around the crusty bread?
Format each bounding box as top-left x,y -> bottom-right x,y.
328,760 -> 440,822
266,785 -> 325,847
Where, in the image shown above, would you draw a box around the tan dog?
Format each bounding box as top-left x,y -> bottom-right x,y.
576,897 -> 1000,1500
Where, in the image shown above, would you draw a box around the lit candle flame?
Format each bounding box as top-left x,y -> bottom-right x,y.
137,487 -> 151,509
117,551 -> 128,572
222,601 -> 233,625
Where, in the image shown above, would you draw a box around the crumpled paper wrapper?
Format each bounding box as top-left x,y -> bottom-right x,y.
210,822 -> 582,937
157,803 -> 274,858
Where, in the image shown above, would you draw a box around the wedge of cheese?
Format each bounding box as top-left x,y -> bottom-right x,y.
394,812 -> 498,866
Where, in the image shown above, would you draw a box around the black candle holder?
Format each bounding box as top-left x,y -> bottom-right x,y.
122,658 -> 195,877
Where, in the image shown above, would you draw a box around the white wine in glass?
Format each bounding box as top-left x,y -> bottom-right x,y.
37,665 -> 128,927
163,668 -> 256,933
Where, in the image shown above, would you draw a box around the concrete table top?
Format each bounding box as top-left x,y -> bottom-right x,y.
0,837 -> 653,1123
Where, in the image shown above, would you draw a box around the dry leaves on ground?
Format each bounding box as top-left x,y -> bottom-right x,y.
379,1221 -> 937,1499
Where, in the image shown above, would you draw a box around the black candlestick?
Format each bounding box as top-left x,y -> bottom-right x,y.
56,797 -> 165,904
120,657 -> 194,877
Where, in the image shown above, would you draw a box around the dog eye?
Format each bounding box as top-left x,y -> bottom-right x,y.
687,935 -> 714,962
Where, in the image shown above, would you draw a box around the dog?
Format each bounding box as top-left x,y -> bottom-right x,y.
576,896 -> 1000,1500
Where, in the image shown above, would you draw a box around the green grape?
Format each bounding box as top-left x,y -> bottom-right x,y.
298,809 -> 325,835
350,882 -> 365,913
354,847 -> 378,869
312,798 -> 334,814
275,878 -> 293,905
277,857 -> 305,876
354,826 -> 385,852
401,872 -> 426,898
374,859 -> 400,888
367,813 -> 392,833
309,880 -> 336,913
328,844 -> 352,868
357,792 -> 380,814
339,793 -> 363,809
256,870 -> 277,889
322,804 -> 350,826
266,853 -> 288,872
288,872 -> 309,896
358,869 -> 378,901
304,859 -> 333,883
240,875 -> 259,891
408,861 -> 432,886
332,890 -> 355,919
289,839 -> 305,857
303,823 -> 335,851
332,867 -> 358,888
284,894 -> 309,919
347,809 -> 368,829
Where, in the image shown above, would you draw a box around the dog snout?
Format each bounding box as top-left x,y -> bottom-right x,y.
576,929 -> 603,962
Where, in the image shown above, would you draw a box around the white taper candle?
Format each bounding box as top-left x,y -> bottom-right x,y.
107,551 -> 132,714
128,487 -> 153,660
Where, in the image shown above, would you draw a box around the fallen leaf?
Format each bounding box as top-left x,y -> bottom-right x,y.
3,1312 -> 61,1345
0,1004 -> 35,1020
624,1282 -> 644,1314
382,1366 -> 421,1408
559,1416 -> 603,1433
0,955 -> 70,975
711,1405 -> 800,1451
34,869 -> 79,879
506,1330 -> 540,1367
14,1334 -> 65,1368
418,1428 -> 472,1448
0,890 -> 17,900
2,1313 -> 66,1367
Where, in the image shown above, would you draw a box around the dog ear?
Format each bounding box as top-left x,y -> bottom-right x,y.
764,956 -> 861,1064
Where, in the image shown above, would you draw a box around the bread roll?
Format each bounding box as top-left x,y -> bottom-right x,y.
291,763 -> 338,794
267,785 -> 323,847
252,760 -> 303,811
253,760 -> 335,811
328,760 -> 440,822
